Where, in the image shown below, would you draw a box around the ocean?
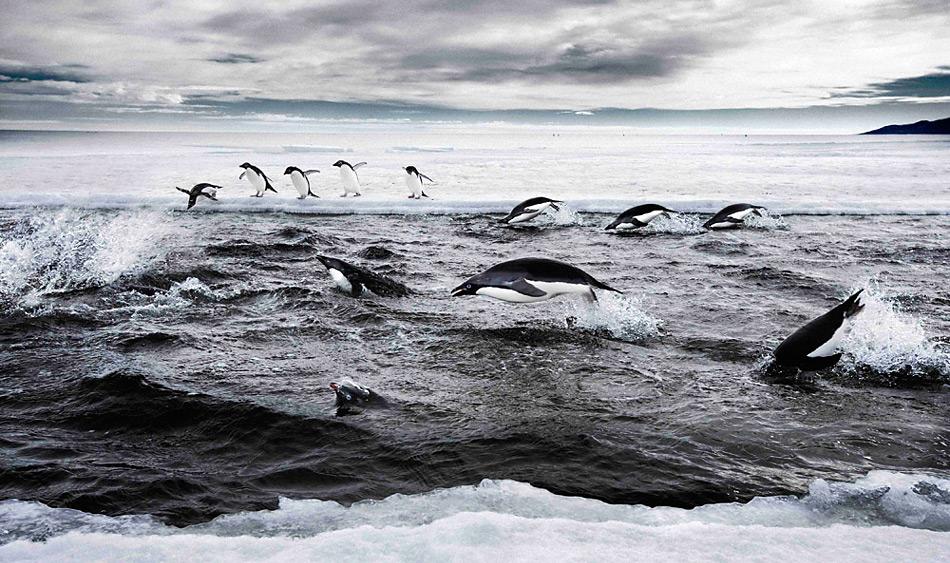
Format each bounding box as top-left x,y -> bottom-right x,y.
0,128 -> 948,561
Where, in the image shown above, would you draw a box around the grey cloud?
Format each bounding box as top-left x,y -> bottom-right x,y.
207,53 -> 264,64
832,69 -> 950,99
0,62 -> 91,83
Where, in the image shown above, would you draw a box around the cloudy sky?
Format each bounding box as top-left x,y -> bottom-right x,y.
1,0 -> 948,130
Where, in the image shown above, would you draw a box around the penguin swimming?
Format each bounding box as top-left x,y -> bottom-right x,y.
175,183 -> 223,210
329,380 -> 387,416
703,203 -> 765,229
403,165 -> 434,199
605,204 -> 677,230
773,290 -> 865,371
239,162 -> 277,197
451,257 -> 621,303
284,166 -> 320,199
501,197 -> 564,225
332,160 -> 366,197
315,255 -> 410,297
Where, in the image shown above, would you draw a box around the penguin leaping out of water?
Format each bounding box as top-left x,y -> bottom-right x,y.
284,166 -> 320,199
605,204 -> 677,231
239,162 -> 277,197
773,290 -> 865,371
332,160 -> 366,197
452,257 -> 621,303
703,203 -> 765,230
403,166 -> 434,199
175,183 -> 223,210
501,197 -> 564,225
315,255 -> 410,297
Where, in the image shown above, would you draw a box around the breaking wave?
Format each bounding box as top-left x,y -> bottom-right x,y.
0,471 -> 947,561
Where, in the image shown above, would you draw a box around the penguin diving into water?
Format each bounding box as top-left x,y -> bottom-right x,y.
703,203 -> 765,230
332,160 -> 367,197
284,166 -> 320,199
605,204 -> 677,231
773,290 -> 865,371
239,162 -> 277,197
175,183 -> 223,210
403,166 -> 434,199
452,257 -> 621,303
501,197 -> 564,225
315,255 -> 410,297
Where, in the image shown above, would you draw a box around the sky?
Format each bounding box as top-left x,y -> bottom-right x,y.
1,0 -> 948,132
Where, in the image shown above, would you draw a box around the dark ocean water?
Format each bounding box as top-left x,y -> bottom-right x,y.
1,207 -> 947,530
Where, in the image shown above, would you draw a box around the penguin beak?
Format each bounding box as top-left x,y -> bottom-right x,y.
329,382 -> 339,391
451,284 -> 474,297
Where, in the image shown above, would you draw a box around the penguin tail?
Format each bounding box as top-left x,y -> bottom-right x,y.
421,190 -> 430,199
588,276 -> 622,294
842,289 -> 865,318
176,187 -> 189,195
309,188 -> 319,198
266,185 -> 278,193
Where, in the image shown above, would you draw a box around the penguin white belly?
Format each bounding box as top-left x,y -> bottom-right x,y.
476,286 -> 552,303
290,172 -> 309,198
340,169 -> 360,195
807,320 -> 850,358
507,203 -> 550,224
405,175 -> 422,197
527,280 -> 593,298
327,268 -> 352,294
728,208 -> 755,221
634,209 -> 664,224
245,172 -> 265,195
707,221 -> 738,229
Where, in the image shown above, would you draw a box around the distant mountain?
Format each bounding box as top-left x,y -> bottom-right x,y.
862,117 -> 950,135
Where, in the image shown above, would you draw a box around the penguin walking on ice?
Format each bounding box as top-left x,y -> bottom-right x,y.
175,183 -> 223,210
332,160 -> 367,197
403,165 -> 434,199
239,162 -> 277,197
605,204 -> 677,231
452,257 -> 621,303
703,203 -> 765,230
773,290 -> 865,371
284,166 -> 320,199
501,197 -> 564,225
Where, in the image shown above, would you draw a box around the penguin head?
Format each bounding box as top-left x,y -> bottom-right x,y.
283,166 -> 298,175
332,160 -> 347,168
239,162 -> 252,169
451,276 -> 483,297
405,165 -> 418,176
329,380 -> 371,406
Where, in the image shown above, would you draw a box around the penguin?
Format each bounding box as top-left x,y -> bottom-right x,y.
239,162 -> 277,197
329,380 -> 387,416
703,203 -> 765,229
773,290 -> 865,371
284,166 -> 320,199
451,257 -> 621,303
605,204 -> 677,230
331,160 -> 366,197
315,255 -> 410,297
403,165 -> 434,199
501,197 -> 564,225
175,183 -> 223,210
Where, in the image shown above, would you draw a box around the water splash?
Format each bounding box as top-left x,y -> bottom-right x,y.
643,213 -> 705,235
550,203 -> 580,226
0,209 -> 172,304
566,292 -> 661,342
838,284 -> 949,383
745,209 -> 789,230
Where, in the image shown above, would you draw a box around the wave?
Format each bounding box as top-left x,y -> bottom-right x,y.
1,471 -> 947,561
837,284 -> 950,385
566,292 -> 662,342
0,209 -> 172,308
1,194 -> 948,216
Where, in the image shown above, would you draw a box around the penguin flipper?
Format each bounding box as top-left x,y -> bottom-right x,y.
239,171 -> 246,180
352,162 -> 367,170
176,187 -> 190,195
420,173 -> 435,183
201,193 -> 218,201
350,281 -> 364,297
508,279 -> 546,297
549,203 -> 561,211
304,169 -> 320,176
